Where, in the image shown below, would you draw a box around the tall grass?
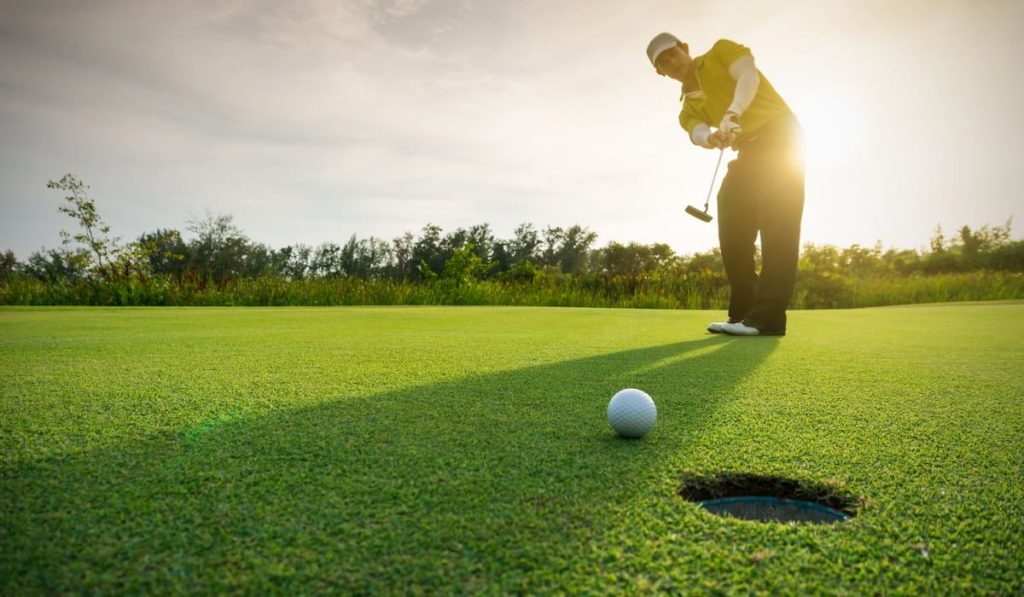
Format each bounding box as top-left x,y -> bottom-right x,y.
2,271 -> 1022,309
790,271 -> 1024,308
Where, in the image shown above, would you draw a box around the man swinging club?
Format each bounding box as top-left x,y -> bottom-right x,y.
647,33 -> 804,336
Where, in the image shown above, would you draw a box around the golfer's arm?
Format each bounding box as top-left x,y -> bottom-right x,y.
726,56 -> 760,116
690,123 -> 714,148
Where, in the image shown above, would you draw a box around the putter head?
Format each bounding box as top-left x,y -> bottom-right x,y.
686,205 -> 713,223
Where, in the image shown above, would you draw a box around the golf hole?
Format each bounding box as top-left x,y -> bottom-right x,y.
678,471 -> 861,524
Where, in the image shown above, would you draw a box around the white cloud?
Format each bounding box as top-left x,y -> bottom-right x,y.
1,0 -> 1022,259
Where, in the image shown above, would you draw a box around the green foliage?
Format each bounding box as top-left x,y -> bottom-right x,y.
136,229 -> 187,278
921,220 -> 1019,273
4,270 -> 1019,308
540,225 -> 598,274
309,236 -> 391,279
23,248 -> 91,283
597,242 -> 675,277
47,173 -> 120,277
0,250 -> 17,282
442,243 -> 492,286
7,173 -> 1023,307
417,259 -> 438,282
186,211 -> 255,283
500,260 -> 539,283
412,223 -> 445,280
990,241 -> 1024,270
510,222 -> 542,264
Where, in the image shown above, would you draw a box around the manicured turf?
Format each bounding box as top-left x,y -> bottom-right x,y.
2,304 -> 1022,593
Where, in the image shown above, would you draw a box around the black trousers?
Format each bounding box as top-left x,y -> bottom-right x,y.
716,113 -> 804,334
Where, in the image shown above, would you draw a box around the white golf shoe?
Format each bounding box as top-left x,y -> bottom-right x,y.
721,321 -> 761,336
707,319 -> 742,334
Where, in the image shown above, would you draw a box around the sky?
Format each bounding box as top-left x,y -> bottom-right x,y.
1,0 -> 1023,259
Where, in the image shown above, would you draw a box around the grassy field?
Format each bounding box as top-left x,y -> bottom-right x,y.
2,304 -> 1022,593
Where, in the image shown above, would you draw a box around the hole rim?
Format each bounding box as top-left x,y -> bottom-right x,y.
677,470 -> 864,523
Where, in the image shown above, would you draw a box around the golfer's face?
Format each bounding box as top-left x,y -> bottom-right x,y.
656,45 -> 691,81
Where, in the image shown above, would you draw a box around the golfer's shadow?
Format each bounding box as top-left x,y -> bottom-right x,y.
7,332 -> 779,590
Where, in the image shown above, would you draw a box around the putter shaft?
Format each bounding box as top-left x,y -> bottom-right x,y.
704,148 -> 725,212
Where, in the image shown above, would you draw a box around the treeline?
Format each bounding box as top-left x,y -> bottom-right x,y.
2,174 -> 1023,308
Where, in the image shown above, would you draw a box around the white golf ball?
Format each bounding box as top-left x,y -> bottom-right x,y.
607,388 -> 657,438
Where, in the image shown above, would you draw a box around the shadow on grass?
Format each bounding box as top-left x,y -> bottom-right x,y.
3,334 -> 780,592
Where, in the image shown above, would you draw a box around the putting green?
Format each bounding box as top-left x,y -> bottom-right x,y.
2,304 -> 1022,593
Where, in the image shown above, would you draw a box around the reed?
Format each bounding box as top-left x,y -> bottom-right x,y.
2,272 -> 1021,309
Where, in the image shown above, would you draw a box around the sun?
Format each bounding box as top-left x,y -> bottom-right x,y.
788,86 -> 866,163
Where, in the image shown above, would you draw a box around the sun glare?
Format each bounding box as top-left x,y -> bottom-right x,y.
791,88 -> 866,163
786,84 -> 872,243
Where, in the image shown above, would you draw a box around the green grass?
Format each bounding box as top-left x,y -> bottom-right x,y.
2,304 -> 1022,593
4,270 -> 1022,309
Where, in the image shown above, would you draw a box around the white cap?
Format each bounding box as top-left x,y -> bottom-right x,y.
647,32 -> 681,68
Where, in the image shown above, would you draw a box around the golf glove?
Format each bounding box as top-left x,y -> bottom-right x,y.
718,111 -> 742,138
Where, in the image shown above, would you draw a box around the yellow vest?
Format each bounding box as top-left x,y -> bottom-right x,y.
678,39 -> 791,143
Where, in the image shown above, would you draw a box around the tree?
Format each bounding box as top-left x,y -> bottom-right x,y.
490,240 -> 512,275
334,235 -> 391,278
540,226 -> 564,267
391,232 -> 415,280
47,174 -> 120,277
509,223 -> 541,265
24,248 -> 91,283
0,250 -> 20,282
240,243 -> 278,278
465,224 -> 495,262
557,225 -> 598,275
957,220 -> 1012,268
411,224 -> 445,281
840,243 -> 884,276
442,243 -> 491,286
359,236 -> 392,278
990,240 -> 1024,272
311,243 -> 344,278
881,248 -> 920,274
800,244 -> 841,273
137,229 -> 188,279
921,220 -> 1016,273
280,245 -> 312,280
598,242 -> 677,277
678,248 -> 724,275
186,211 -> 252,283
929,224 -> 947,254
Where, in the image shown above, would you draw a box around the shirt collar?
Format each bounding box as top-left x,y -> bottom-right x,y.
680,54 -> 707,100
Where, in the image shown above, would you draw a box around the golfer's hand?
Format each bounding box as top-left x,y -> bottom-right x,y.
718,111 -> 742,136
715,111 -> 742,147
708,130 -> 731,149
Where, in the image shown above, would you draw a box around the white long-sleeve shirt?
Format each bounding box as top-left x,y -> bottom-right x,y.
690,55 -> 761,148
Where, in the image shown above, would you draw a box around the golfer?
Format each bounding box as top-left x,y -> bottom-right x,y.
647,33 -> 804,336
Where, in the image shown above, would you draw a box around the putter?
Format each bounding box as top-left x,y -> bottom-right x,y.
686,147 -> 725,223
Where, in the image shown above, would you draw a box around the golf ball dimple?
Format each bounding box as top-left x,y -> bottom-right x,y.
607,388 -> 656,438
